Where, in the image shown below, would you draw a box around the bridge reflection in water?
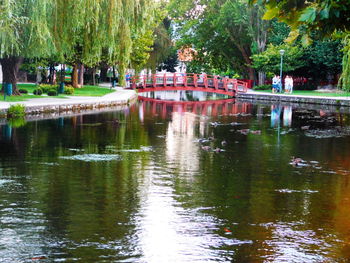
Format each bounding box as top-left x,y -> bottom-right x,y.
137,95 -> 252,120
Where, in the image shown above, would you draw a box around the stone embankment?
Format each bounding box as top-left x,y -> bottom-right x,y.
0,88 -> 137,119
237,90 -> 350,107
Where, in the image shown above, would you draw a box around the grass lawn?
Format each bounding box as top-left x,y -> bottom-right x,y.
0,84 -> 114,102
254,89 -> 350,97
72,85 -> 114,96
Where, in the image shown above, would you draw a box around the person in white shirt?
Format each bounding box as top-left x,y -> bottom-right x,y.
272,75 -> 278,93
285,75 -> 293,93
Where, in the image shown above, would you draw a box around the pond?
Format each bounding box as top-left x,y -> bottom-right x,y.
0,92 -> 350,262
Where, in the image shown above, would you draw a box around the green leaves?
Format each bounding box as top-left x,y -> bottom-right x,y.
298,7 -> 316,23
262,6 -> 279,20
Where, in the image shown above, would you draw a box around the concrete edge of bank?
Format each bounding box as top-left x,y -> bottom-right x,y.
236,91 -> 350,107
0,89 -> 138,119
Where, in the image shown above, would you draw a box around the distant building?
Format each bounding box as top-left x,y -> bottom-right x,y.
177,46 -> 197,72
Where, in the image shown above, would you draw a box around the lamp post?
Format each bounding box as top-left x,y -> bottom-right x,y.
279,49 -> 285,92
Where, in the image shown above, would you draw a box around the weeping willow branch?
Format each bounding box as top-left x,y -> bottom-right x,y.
339,34 -> 350,91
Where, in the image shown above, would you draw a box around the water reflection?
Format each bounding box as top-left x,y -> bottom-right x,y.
1,95 -> 350,262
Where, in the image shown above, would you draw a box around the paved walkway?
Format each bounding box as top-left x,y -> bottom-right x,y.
237,89 -> 350,107
244,89 -> 350,100
0,86 -> 137,111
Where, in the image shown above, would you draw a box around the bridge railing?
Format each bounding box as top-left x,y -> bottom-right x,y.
131,73 -> 248,94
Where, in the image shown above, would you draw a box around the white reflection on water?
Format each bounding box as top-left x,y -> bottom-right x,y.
137,168 -> 251,262
263,222 -> 342,263
60,154 -> 122,162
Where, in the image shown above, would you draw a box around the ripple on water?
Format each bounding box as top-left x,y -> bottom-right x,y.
0,179 -> 12,187
60,154 -> 122,162
275,189 -> 319,194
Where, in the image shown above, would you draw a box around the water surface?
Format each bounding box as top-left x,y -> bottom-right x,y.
1,93 -> 350,262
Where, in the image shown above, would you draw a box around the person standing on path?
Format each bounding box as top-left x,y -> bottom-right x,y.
272,75 -> 278,93
285,75 -> 293,93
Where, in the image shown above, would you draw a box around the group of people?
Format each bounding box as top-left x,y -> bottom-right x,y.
272,75 -> 293,93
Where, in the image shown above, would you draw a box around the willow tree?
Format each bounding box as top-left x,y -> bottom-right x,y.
0,0 -> 55,93
1,0 -> 158,91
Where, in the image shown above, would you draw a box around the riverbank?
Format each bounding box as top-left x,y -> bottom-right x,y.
237,89 -> 350,107
0,86 -> 137,118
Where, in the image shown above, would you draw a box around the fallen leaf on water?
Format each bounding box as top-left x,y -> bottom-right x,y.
31,256 -> 47,260
223,227 -> 232,233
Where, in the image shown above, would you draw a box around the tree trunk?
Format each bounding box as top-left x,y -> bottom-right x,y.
0,56 -> 24,95
100,63 -> 109,82
92,67 -> 96,86
258,71 -> 266,86
48,64 -> 57,85
78,63 -> 84,86
72,63 -> 80,88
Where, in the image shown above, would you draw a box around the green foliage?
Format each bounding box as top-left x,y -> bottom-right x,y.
47,89 -> 58,96
251,43 -> 305,74
339,37 -> 350,91
33,88 -> 43,95
64,86 -> 75,95
157,47 -> 179,73
38,84 -> 58,93
251,0 -> 350,90
7,104 -> 26,118
268,20 -> 290,45
131,30 -> 154,72
168,0 -> 269,78
18,89 -> 28,94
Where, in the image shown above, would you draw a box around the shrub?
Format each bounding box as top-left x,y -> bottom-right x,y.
7,104 -> 26,118
47,89 -> 58,96
253,84 -> 271,90
33,88 -> 43,95
64,86 -> 75,95
18,89 -> 28,94
38,84 -> 58,93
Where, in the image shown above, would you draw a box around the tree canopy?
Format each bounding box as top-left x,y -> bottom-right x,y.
250,0 -> 350,89
0,0 -> 160,90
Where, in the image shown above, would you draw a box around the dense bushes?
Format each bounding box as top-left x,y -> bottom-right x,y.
18,89 -> 28,94
47,89 -> 58,96
38,84 -> 58,93
33,88 -> 43,95
64,86 -> 74,95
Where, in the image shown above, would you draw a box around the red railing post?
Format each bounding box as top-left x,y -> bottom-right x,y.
204,75 -> 208,88
184,74 -> 187,86
194,74 -> 198,87
173,73 -> 177,86
214,76 -> 218,89
152,74 -> 156,88
163,73 -> 166,87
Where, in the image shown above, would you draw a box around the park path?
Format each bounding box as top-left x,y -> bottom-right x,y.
0,85 -> 136,111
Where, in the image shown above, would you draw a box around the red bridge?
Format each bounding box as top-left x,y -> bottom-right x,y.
131,73 -> 248,97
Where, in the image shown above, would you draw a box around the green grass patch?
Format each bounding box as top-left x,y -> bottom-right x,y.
73,85 -> 114,96
0,94 -> 44,102
18,84 -> 113,97
254,89 -> 350,97
0,83 -> 112,102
